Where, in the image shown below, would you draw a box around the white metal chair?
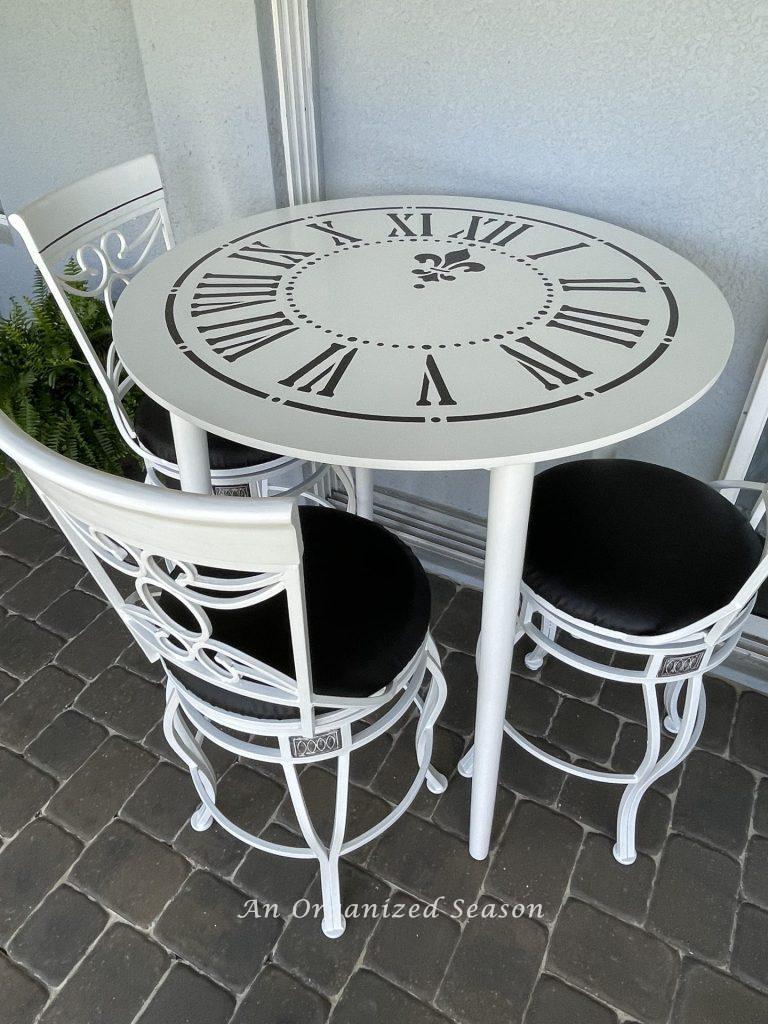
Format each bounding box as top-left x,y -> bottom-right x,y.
0,409 -> 446,938
459,459 -> 768,865
8,155 -> 354,505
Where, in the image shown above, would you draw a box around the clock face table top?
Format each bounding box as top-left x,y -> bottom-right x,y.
113,195 -> 734,471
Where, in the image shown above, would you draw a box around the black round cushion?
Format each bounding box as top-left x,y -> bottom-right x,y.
523,459 -> 763,636
134,393 -> 278,471
164,506 -> 431,718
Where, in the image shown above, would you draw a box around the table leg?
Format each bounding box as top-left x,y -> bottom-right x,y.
355,468 -> 374,519
469,462 -> 535,859
170,414 -> 212,494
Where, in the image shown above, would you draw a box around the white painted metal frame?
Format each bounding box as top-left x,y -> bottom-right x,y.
460,478 -> 768,864
8,155 -> 353,506
0,408 -> 446,938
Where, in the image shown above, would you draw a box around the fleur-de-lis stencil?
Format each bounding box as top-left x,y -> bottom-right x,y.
412,248 -> 486,288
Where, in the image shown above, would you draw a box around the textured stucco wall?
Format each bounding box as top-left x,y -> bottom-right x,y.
315,0 -> 768,511
0,1 -> 157,314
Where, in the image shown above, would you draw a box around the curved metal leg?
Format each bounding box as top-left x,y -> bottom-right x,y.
663,678 -> 685,734
163,689 -> 217,832
525,612 -> 556,671
417,640 -> 449,794
283,748 -> 349,939
614,676 -> 705,865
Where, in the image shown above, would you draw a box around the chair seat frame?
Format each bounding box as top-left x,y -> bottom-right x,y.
460,479 -> 768,865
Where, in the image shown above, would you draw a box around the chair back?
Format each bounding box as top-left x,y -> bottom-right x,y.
0,409 -> 323,735
9,156 -> 174,454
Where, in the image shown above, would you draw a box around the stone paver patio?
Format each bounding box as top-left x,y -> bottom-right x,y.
0,479 -> 767,1024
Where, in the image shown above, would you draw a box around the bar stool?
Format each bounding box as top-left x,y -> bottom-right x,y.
460,459 -> 768,864
0,409 -> 447,937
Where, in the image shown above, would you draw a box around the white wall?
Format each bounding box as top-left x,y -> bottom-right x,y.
315,0 -> 768,512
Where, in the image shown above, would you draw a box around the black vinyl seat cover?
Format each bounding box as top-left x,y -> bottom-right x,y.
134,393 -> 278,471
523,460 -> 763,637
161,507 -> 431,719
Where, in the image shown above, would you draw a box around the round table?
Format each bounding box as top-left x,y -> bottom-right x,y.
113,194 -> 734,859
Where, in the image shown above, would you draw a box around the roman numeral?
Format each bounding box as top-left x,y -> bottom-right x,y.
196,311 -> 297,362
279,343 -> 357,397
191,273 -> 280,316
501,337 -> 591,391
416,355 -> 456,406
546,305 -> 648,347
305,220 -> 362,246
450,216 -> 531,246
527,241 -> 589,260
229,241 -> 313,269
559,277 -> 645,292
387,212 -> 433,237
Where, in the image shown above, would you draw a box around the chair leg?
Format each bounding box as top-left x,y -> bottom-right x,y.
525,614 -> 556,671
162,689 -> 217,832
416,642 -> 449,794
283,747 -> 350,939
663,678 -> 685,734
614,676 -> 705,865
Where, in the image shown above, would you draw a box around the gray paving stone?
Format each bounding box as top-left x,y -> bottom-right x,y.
548,899 -> 678,1023
55,609 -> 132,681
369,812 -> 486,907
498,731 -> 566,804
436,897 -> 547,1024
648,834 -> 740,961
46,736 -> 156,840
540,654 -> 604,700
558,766 -> 672,854
698,677 -> 737,753
429,573 -> 458,626
0,615 -> 61,680
70,819 -> 190,928
175,763 -> 283,876
571,832 -> 655,923
364,890 -> 461,1001
731,690 -> 768,774
155,870 -> 282,993
3,557 -> 83,618
8,885 -> 108,986
505,673 -> 560,737
232,964 -> 329,1024
234,824 -> 317,913
0,666 -> 83,751
335,969 -> 449,1024
598,678 -> 645,722
0,670 -> 18,702
432,587 -> 481,654
370,720 -> 463,819
743,835 -> 768,909
432,770 -> 514,844
0,819 -> 82,942
0,748 -> 56,837
547,697 -> 619,763
40,589 -> 105,637
38,923 -> 168,1024
350,730 -> 394,786
732,903 -> 768,991
117,640 -> 165,682
672,960 -> 768,1024
136,963 -> 235,1024
487,801 -> 582,922
753,777 -> 768,835
526,975 -> 618,1024
440,651 -> 479,736
0,953 -> 48,1024
274,862 -> 389,997
0,555 -> 31,598
672,750 -> 755,856
0,519 -> 63,565
121,761 -> 200,842
75,666 -> 164,740
26,710 -> 107,779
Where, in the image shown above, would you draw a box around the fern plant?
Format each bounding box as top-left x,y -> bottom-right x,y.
0,272 -> 140,492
